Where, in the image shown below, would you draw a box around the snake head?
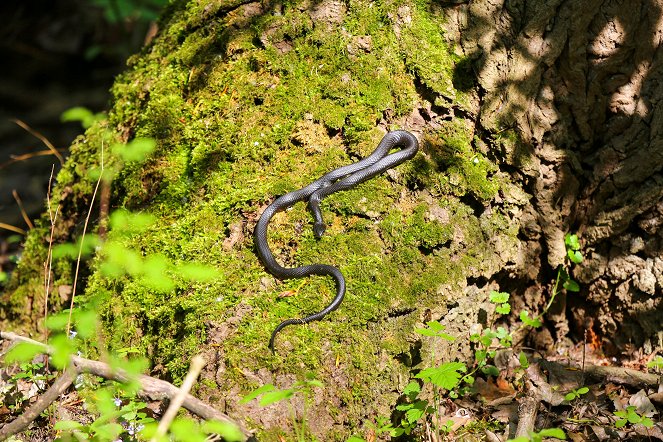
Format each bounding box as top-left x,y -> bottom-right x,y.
313,222 -> 326,238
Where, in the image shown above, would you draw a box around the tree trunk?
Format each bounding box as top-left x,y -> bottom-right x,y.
447,0 -> 663,353
1,0 -> 660,439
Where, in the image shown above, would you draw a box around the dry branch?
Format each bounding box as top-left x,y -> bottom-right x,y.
0,331 -> 252,439
540,359 -> 660,388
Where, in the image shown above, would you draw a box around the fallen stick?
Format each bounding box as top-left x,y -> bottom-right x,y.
0,331 -> 252,439
540,359 -> 660,388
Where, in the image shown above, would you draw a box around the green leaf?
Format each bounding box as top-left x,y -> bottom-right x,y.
92,422 -> 123,439
259,388 -> 294,406
519,310 -> 542,328
615,418 -> 627,428
489,291 -> 510,304
170,418 -> 207,442
45,312 -> 71,331
305,379 -> 323,388
564,392 -> 576,401
4,341 -> 44,364
61,106 -> 105,129
415,362 -> 466,390
75,309 -> 98,339
54,420 -> 85,431
518,352 -> 529,368
563,279 -> 580,292
142,254 -> 175,293
347,437 -> 366,442
577,386 -> 589,395
567,250 -> 583,264
414,321 -> 455,340
109,209 -> 156,234
538,428 -> 566,439
641,417 -> 654,428
49,333 -> 73,369
404,400 -> 427,424
112,138 -> 156,163
495,303 -> 511,314
402,381 -> 420,396
240,384 -> 275,404
201,420 -> 244,441
647,355 -> 663,369
564,233 -> 580,251
481,365 -> 500,377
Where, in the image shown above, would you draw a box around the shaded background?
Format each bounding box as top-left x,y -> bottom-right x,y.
0,0 -> 166,231
0,0 -> 166,278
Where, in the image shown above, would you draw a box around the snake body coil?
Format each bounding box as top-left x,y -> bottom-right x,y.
254,130 -> 419,351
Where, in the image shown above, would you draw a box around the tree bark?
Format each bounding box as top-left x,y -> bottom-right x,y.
447,0 -> 663,353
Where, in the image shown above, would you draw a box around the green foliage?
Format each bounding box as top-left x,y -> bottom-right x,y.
489,290 -> 511,315
564,233 -> 583,264
415,362 -> 467,390
61,106 -> 106,129
507,427 -> 566,441
241,375 -> 322,441
4,342 -> 44,365
613,406 -> 654,429
563,386 -> 589,402
415,320 -> 455,340
519,310 -> 542,328
647,355 -> 663,371
111,137 -> 156,163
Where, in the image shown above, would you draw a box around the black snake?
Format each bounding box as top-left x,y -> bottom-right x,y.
254,130 -> 419,351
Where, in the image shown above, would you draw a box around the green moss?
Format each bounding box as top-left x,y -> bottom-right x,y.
1,0 -> 523,438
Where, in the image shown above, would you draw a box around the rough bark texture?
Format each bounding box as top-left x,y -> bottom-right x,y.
446,0 -> 663,352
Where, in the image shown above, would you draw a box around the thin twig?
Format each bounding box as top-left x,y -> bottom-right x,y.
0,149 -> 67,169
0,367 -> 77,439
66,144 -> 104,335
0,223 -> 25,235
152,355 -> 206,441
44,165 -> 59,340
11,119 -> 64,165
12,190 -> 34,229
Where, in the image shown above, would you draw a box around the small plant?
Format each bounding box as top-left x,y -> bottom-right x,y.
375,321 -> 467,438
518,233 -> 583,330
507,427 -> 566,441
647,355 -> 663,372
613,405 -> 654,429
241,375 -> 323,441
563,386 -> 589,402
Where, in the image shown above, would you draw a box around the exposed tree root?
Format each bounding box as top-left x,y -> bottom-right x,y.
514,380 -> 541,438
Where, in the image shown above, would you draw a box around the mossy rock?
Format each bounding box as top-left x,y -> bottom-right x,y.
1,0 -> 525,438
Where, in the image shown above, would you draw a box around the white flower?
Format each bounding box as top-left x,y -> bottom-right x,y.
68,330 -> 77,339
114,397 -> 122,407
